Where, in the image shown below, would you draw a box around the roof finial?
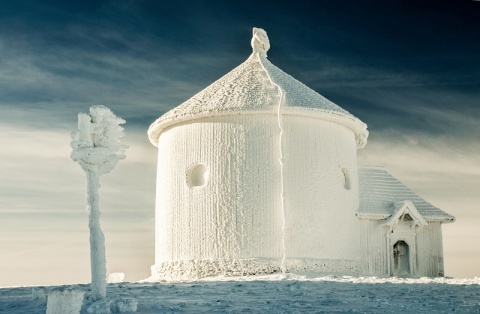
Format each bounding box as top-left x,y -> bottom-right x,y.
251,27 -> 270,56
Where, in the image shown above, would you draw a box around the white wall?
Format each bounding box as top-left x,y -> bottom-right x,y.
282,115 -> 360,262
155,114 -> 283,264
359,219 -> 445,277
153,114 -> 360,276
416,222 -> 444,277
359,220 -> 389,275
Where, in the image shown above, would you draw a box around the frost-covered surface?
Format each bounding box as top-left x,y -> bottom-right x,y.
108,273 -> 125,284
251,27 -> 270,56
46,287 -> 84,314
31,288 -> 46,301
153,115 -> 361,279
149,29 -> 369,279
151,259 -> 360,281
71,106 -> 127,175
71,105 -> 127,300
155,115 -> 282,267
86,297 -> 137,313
2,275 -> 480,313
359,219 -> 446,277
148,28 -> 368,148
357,166 -> 455,221
357,166 -> 455,277
151,28 -> 367,280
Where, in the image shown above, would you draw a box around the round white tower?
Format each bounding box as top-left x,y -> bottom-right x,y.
148,28 -> 368,279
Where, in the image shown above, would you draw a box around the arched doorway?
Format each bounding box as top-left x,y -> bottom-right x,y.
393,240 -> 410,276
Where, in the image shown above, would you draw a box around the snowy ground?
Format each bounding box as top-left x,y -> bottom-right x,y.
1,273 -> 480,313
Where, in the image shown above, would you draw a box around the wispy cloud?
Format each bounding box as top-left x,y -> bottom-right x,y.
0,31 -> 235,131
358,130 -> 480,277
359,132 -> 480,220
0,125 -> 156,212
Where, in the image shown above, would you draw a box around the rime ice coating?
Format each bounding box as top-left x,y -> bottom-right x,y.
46,287 -> 84,314
149,27 -> 365,280
251,27 -> 270,56
71,105 -> 127,175
71,105 -> 127,300
357,166 -> 455,221
148,28 -> 368,149
148,27 -> 454,280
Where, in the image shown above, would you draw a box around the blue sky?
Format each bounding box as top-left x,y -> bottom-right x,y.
0,0 -> 479,286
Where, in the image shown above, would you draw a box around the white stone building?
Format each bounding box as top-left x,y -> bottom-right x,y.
147,28 -> 455,279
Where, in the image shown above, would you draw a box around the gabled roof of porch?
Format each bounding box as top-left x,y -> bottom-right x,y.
356,166 -> 455,223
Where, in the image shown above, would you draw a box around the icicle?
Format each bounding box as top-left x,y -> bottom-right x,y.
255,28 -> 287,272
277,87 -> 287,274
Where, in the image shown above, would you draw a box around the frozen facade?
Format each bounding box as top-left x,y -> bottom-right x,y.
357,166 -> 454,276
147,28 -> 455,279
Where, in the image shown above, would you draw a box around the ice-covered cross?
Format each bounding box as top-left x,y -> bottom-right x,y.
251,27 -> 270,56
70,105 -> 127,301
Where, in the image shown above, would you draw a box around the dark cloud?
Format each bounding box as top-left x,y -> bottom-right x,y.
1,0 -> 478,131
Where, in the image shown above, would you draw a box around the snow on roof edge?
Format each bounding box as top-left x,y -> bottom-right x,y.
148,107 -> 367,147
357,165 -> 456,223
356,212 -> 455,223
148,52 -> 368,147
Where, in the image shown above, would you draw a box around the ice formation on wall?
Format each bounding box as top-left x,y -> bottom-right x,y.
148,28 -> 366,280
148,27 -> 454,280
254,28 -> 287,273
71,105 -> 127,300
147,31 -> 368,148
357,166 -> 454,277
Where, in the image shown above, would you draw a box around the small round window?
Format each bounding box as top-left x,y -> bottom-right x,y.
341,167 -> 351,190
187,164 -> 209,187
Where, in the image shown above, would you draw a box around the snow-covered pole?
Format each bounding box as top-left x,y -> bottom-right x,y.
86,169 -> 106,300
71,106 -> 127,301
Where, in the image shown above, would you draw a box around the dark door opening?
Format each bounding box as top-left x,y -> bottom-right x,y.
393,240 -> 410,276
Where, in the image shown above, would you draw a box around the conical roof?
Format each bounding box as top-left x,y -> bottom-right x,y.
148,28 -> 368,148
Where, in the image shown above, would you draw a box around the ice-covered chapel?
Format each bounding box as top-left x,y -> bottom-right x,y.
147,28 -> 455,279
